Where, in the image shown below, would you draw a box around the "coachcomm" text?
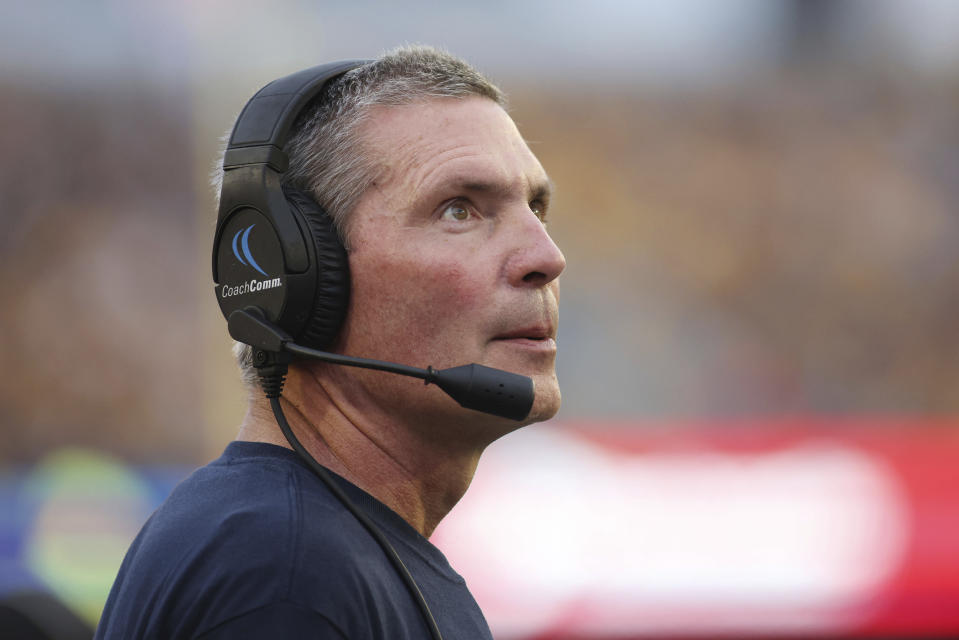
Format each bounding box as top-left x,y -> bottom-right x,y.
221,278 -> 283,298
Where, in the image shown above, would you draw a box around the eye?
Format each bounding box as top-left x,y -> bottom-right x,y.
529,199 -> 548,222
440,201 -> 473,222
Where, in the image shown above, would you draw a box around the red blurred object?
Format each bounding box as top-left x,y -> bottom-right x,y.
433,418 -> 959,639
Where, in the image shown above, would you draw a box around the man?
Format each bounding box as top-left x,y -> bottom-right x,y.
96,46 -> 565,639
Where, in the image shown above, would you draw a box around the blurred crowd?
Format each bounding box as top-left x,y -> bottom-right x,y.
3,2 -> 959,465
527,68 -> 959,419
0,82 -> 203,462
3,63 -> 958,465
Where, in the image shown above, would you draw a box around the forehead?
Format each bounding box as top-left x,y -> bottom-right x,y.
357,97 -> 548,204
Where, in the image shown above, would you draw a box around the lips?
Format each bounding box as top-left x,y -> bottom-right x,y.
492,325 -> 556,344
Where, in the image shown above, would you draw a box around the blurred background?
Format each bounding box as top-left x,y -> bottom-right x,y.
2,0 -> 958,637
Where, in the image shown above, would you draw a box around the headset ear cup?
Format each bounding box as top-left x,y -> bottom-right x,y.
284,187 -> 350,350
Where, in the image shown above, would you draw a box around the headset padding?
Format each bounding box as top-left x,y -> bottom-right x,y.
284,187 -> 350,350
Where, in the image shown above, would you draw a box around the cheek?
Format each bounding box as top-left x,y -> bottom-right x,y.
418,262 -> 482,316
349,252 -> 487,347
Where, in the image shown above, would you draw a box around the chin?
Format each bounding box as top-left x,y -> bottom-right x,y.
523,374 -> 562,425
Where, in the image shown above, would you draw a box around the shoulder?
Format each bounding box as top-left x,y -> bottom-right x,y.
134,444 -> 315,574
98,443 -> 374,639
142,442 -> 379,590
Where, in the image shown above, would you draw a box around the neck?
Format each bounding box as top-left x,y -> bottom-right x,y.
236,363 -> 488,538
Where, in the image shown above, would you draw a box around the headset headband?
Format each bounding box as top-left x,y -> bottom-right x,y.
223,59 -> 371,173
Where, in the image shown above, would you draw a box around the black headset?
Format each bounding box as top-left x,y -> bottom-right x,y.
212,59 -> 369,351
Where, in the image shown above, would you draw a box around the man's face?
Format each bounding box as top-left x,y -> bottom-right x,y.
328,97 -> 565,437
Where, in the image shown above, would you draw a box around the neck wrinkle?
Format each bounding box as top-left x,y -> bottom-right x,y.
240,363 -> 483,538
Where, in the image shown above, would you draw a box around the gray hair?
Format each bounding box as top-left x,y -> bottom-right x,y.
220,45 -> 506,390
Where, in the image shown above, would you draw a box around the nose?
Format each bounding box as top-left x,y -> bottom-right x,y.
506,208 -> 567,288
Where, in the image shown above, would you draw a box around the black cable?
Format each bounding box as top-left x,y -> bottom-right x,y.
261,373 -> 443,640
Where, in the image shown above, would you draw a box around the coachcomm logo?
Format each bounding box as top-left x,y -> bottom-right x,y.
232,224 -> 268,276
222,224 -> 282,298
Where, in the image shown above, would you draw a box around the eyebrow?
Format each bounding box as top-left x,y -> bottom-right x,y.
447,176 -> 555,203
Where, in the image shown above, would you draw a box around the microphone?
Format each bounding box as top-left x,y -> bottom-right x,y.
227,307 -> 535,421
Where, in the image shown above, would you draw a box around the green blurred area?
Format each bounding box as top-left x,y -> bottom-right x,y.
15,449 -> 156,626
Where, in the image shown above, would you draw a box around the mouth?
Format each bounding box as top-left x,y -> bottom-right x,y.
491,326 -> 557,350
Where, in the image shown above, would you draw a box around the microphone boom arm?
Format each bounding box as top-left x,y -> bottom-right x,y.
227,307 -> 534,421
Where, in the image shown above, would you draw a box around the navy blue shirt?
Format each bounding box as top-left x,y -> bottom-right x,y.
95,442 -> 492,639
